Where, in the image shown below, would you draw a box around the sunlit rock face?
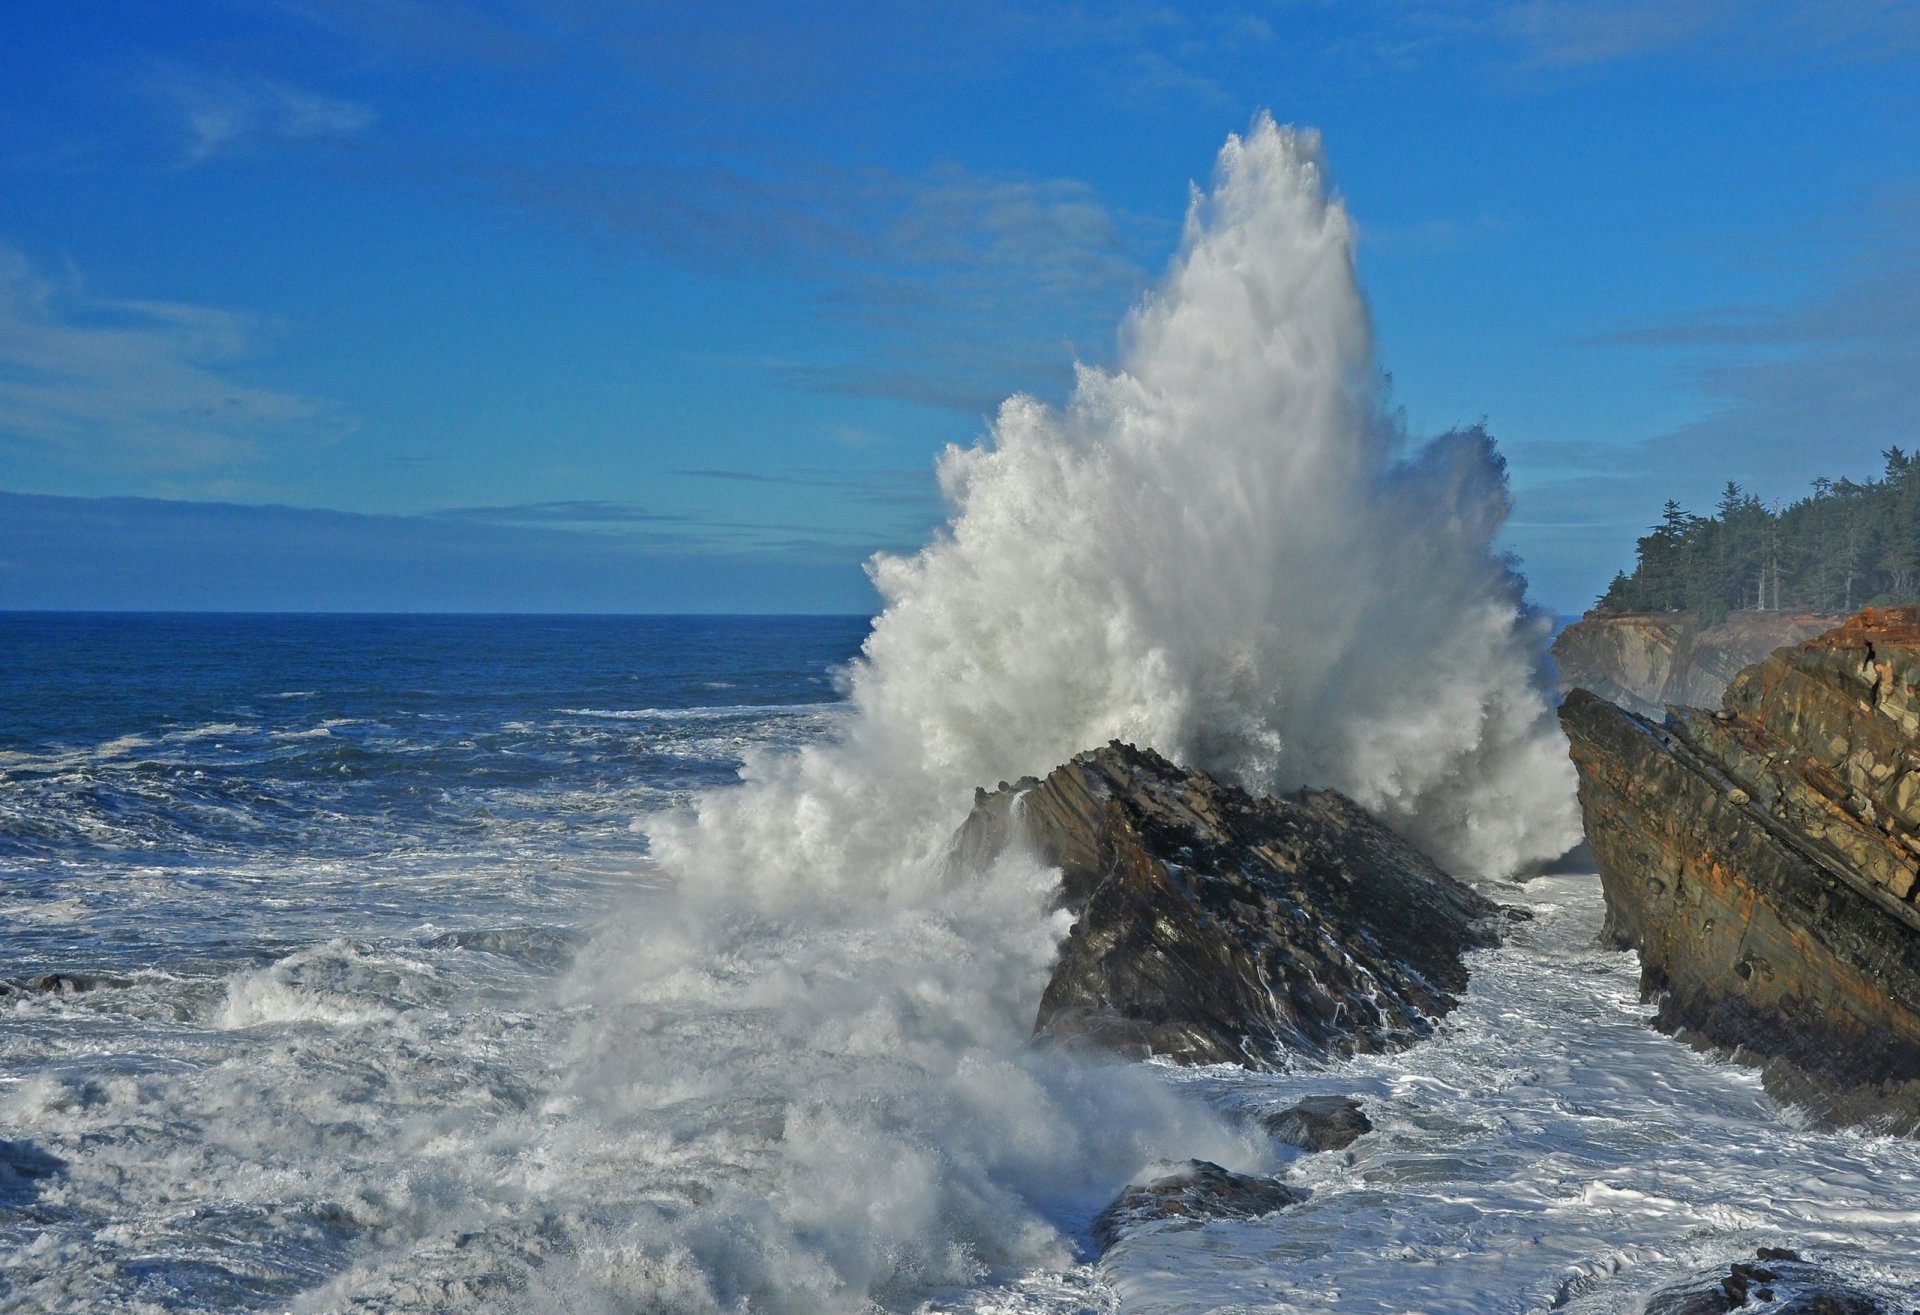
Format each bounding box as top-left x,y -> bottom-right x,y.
1561,609 -> 1920,1132
1551,610 -> 1839,720
952,741 -> 1504,1068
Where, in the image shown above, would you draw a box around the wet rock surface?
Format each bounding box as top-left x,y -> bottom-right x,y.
1090,1159 -> 1305,1253
1552,611 -> 1837,720
953,741 -> 1503,1067
1643,1249 -> 1891,1315
1261,1095 -> 1372,1151
1562,609 -> 1920,1131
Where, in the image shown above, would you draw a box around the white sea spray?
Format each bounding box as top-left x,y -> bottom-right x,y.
654,114 -> 1578,909
539,115 -> 1584,1311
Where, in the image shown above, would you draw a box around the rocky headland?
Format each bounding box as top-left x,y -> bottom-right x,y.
1552,610 -> 1838,720
952,741 -> 1503,1068
1561,609 -> 1920,1130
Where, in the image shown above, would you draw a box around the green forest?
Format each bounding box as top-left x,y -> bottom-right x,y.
1595,448 -> 1920,620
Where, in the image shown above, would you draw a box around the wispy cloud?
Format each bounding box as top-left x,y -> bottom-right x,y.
434,500 -> 684,527
154,69 -> 375,165
0,490 -> 879,611
1490,0 -> 1920,67
479,149 -> 1154,411
673,467 -> 940,510
0,242 -> 330,470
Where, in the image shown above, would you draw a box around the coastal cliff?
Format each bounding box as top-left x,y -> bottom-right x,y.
1560,609 -> 1920,1130
1551,610 -> 1838,719
952,742 -> 1502,1067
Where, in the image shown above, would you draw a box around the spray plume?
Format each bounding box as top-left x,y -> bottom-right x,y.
534,115 -> 1582,1314
653,113 -> 1579,901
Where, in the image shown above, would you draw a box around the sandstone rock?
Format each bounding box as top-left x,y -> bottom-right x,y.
1561,609 -> 1920,1131
1090,1159 -> 1305,1253
951,742 -> 1503,1067
1552,611 -> 1838,719
1261,1095 -> 1372,1151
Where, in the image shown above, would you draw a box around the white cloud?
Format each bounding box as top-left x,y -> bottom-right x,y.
0,242 -> 328,470
156,70 -> 375,165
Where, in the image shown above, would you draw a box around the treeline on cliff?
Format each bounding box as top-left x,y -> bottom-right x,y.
1596,448 -> 1920,620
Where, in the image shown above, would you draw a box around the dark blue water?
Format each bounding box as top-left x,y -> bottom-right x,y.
1,613 -> 870,1311
1,613 -> 868,975
8,615 -> 1920,1315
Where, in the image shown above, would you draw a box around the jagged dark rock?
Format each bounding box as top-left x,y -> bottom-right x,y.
951,741 -> 1503,1067
1561,609 -> 1920,1132
1642,1250 -> 1891,1315
1261,1095 -> 1372,1151
0,971 -> 132,1000
0,1138 -> 66,1207
1089,1159 -> 1305,1253
1552,611 -> 1838,719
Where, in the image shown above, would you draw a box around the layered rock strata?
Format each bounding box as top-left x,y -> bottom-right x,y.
1552,611 -> 1837,719
1561,609 -> 1920,1130
952,742 -> 1502,1067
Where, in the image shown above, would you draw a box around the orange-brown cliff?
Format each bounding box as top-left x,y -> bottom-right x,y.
1560,608 -> 1920,1131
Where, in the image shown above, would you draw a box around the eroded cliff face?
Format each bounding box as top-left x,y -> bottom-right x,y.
1551,611 -> 1838,719
1561,610 -> 1920,1130
951,742 -> 1502,1068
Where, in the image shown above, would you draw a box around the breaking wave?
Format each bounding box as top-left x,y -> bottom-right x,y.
526,114 -> 1583,1312
657,112 -> 1577,906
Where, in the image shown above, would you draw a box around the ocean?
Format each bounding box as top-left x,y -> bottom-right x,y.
10,121 -> 1920,1315
6,612 -> 1920,1315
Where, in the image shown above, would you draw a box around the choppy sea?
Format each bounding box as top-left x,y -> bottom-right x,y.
5,613 -> 1920,1314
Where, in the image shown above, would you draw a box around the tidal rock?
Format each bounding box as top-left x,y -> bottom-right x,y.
951,741 -> 1502,1067
1090,1159 -> 1305,1253
1261,1095 -> 1372,1151
0,1138 -> 65,1207
1643,1249 -> 1891,1315
1561,609 -> 1920,1130
1552,610 -> 1837,720
0,971 -> 132,1001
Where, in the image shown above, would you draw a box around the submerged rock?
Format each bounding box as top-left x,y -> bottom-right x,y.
1552,610 -> 1837,720
1090,1159 -> 1305,1253
1261,1095 -> 1372,1151
952,742 -> 1502,1067
1643,1249 -> 1891,1315
1561,609 -> 1920,1131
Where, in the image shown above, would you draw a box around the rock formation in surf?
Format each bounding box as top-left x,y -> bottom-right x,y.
1090,1160 -> 1305,1254
1261,1096 -> 1372,1152
1561,609 -> 1920,1131
1641,1248 -> 1889,1315
951,742 -> 1503,1067
1551,610 -> 1838,720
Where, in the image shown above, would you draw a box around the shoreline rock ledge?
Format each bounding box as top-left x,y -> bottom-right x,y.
1561,608 -> 1920,1131
950,741 -> 1503,1067
1551,609 -> 1838,720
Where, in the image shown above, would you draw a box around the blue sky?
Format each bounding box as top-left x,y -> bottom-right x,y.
3,1 -> 1917,612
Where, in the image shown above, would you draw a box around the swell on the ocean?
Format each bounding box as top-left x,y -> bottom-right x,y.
485,114 -> 1584,1313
